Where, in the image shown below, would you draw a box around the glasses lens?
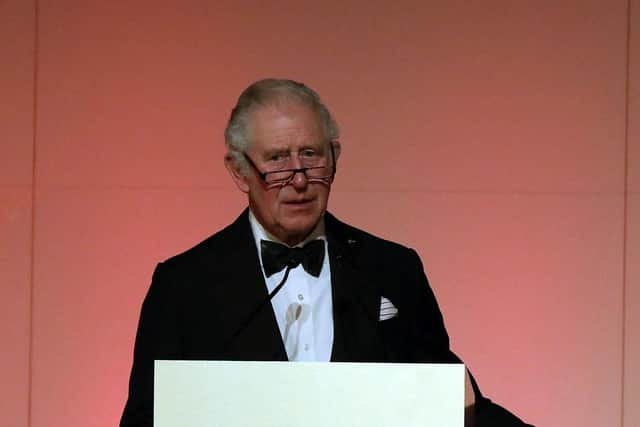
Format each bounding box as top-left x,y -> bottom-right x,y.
264,166 -> 332,185
264,170 -> 295,184
305,166 -> 331,179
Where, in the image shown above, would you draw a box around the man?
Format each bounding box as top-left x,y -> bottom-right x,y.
121,78 -> 532,426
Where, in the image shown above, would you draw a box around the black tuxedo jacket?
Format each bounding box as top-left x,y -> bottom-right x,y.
121,210 -> 532,426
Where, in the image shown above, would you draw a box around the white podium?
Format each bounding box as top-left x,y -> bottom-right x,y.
154,360 -> 464,427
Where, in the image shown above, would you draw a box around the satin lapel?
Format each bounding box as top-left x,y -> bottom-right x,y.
214,210 -> 287,361
326,215 -> 385,362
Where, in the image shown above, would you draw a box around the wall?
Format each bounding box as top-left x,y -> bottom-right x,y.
624,0 -> 639,425
1,1 -> 637,426
1,1 -> 34,426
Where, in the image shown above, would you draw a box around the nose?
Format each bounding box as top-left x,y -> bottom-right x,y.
290,168 -> 309,190
285,155 -> 308,189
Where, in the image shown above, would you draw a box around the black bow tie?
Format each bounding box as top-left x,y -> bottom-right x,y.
260,239 -> 325,278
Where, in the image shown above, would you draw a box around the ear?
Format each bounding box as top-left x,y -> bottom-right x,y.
224,153 -> 250,193
331,140 -> 342,161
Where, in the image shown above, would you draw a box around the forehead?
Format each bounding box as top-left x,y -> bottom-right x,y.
248,102 -> 325,152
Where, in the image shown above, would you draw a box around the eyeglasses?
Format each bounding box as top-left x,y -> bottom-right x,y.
243,143 -> 337,188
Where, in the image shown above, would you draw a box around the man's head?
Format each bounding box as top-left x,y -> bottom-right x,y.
224,79 -> 341,246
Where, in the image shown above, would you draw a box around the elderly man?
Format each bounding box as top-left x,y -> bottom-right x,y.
120,78 -> 532,426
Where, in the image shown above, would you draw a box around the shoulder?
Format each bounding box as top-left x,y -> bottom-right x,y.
325,212 -> 420,263
158,210 -> 253,274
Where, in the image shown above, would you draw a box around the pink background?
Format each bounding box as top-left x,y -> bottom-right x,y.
1,1 -> 638,426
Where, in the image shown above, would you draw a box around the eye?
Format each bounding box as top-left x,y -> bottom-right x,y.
300,149 -> 316,158
268,153 -> 287,162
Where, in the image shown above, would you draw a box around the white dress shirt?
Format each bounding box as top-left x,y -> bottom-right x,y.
249,211 -> 334,361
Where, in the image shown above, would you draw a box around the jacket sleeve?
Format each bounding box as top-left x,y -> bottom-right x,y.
404,249 -> 535,427
120,262 -> 183,427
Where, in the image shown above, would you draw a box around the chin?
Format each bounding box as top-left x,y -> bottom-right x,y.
280,216 -> 321,241
283,219 -> 316,235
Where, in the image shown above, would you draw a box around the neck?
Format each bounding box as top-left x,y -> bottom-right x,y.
248,210 -> 325,247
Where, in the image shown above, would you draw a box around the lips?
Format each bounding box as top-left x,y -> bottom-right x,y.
283,198 -> 313,207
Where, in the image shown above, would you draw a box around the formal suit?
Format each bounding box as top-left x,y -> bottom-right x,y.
120,209 -> 532,426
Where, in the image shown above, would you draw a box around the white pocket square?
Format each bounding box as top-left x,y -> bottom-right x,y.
379,296 -> 399,321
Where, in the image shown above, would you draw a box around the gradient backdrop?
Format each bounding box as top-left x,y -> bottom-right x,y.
1,1 -> 638,426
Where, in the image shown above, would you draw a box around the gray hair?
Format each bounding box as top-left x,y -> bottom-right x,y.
224,78 -> 339,169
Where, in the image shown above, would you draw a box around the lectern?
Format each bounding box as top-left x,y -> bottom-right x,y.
154,360 -> 464,427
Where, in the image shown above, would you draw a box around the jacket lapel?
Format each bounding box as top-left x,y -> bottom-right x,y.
326,214 -> 386,362
212,210 -> 287,361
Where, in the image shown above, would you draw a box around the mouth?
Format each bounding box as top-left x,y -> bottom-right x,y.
283,198 -> 314,207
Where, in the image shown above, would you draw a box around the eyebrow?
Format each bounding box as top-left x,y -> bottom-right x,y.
261,143 -> 325,157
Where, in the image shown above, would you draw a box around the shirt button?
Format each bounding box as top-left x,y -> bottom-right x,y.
304,344 -> 309,351
298,294 -> 304,301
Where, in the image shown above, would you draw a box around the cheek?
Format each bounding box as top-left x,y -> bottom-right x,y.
250,188 -> 279,218
267,192 -> 283,213
317,188 -> 331,206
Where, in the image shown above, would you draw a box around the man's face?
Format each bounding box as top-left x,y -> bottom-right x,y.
226,101 -> 337,246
